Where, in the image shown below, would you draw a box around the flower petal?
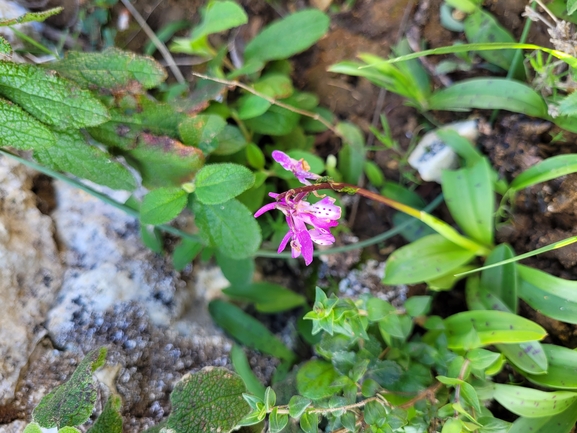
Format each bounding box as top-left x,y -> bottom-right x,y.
309,197 -> 341,220
309,228 -> 335,246
295,230 -> 314,265
277,230 -> 292,253
254,202 -> 279,218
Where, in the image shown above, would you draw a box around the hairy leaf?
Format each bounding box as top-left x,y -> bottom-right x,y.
194,163 -> 254,205
86,395 -> 123,433
0,98 -> 55,150
140,187 -> 188,225
0,7 -> 62,26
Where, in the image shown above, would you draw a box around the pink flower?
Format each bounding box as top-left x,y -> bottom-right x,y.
255,193 -> 341,265
272,150 -> 321,185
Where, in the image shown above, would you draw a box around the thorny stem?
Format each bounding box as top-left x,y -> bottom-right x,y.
191,72 -> 339,134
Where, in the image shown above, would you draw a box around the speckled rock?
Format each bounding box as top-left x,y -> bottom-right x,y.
0,155 -> 63,406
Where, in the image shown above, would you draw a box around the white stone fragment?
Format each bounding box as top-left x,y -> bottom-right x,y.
408,119 -> 479,183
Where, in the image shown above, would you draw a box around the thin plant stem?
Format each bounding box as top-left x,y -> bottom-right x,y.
191,72 -> 339,134
10,26 -> 56,57
119,0 -> 186,85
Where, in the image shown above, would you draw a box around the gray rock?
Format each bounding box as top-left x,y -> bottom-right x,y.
0,156 -> 63,405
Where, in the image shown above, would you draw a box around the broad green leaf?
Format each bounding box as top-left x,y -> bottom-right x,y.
140,187 -> 188,225
428,78 -> 548,118
193,199 -> 261,259
0,98 -> 55,150
445,0 -> 481,13
215,253 -> 254,287
510,154 -> 577,192
253,74 -> 294,98
237,94 -> 271,120
86,395 -> 122,433
230,344 -> 265,398
337,121 -> 365,185
523,344 -> 577,389
436,129 -> 483,167
208,299 -> 295,361
0,7 -> 62,25
492,384 -> 577,417
466,348 -> 501,370
366,297 -> 395,321
383,234 -> 476,285
244,9 -> 329,63
189,1 -> 248,42
444,310 -> 546,350
140,225 -> 163,253
442,418 -> 464,433
518,265 -> 577,324
172,239 -> 203,271
557,91 -> 577,116
223,282 -> 306,313
404,296 -> 432,317
243,105 -> 300,136
464,9 -> 525,79
245,143 -> 265,170
569,0 -> 577,15
22,423 -> 42,433
56,428 -> 81,433
33,348 -> 107,428
165,367 -> 250,433
364,160 -> 385,187
34,129 -> 136,191
497,342 -> 548,375
0,62 -> 109,129
296,360 -> 340,400
288,395 -> 311,419
178,114 -> 226,154
508,400 -> 577,433
213,124 -> 248,155
269,407 -> 288,433
480,244 -> 518,312
194,163 -> 254,204
49,48 -> 166,90
300,412 -> 319,433
442,158 -> 494,246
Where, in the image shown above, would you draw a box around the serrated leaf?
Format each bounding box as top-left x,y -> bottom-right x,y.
296,360 -> 340,400
0,7 -> 62,26
518,265 -> 577,324
244,9 -> 329,63
194,163 -> 254,204
34,129 -> 136,191
523,344 -> 577,390
223,282 -> 305,313
383,234 -> 476,285
444,310 -> 546,350
428,78 -> 548,118
510,154 -> 577,192
493,384 -> 577,417
0,62 -> 109,129
288,395 -> 311,419
193,199 -> 261,259
140,187 -> 188,225
0,98 -> 55,150
33,348 -> 107,428
178,114 -> 226,154
165,367 -> 249,433
442,158 -> 494,246
49,48 -> 167,90
86,395 -> 123,433
208,300 -> 295,361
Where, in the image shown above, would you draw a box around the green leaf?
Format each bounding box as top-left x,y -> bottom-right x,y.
557,91 -> 577,116
22,423 -> 43,433
193,199 -> 261,259
0,7 -> 62,25
518,265 -> 577,324
0,62 -> 109,129
245,143 -> 265,169
34,129 -> 136,191
337,121 -> 365,185
493,384 -> 577,417
237,94 -> 271,120
0,36 -> 11,55
510,154 -> 577,192
300,412 -> 319,433
444,310 -> 547,350
243,105 -> 300,136
140,187 -> 188,225
172,239 -> 203,271
428,78 -> 548,118
208,299 -> 295,361
213,124 -> 248,155
523,344 -> 577,390
569,0 -> 577,15
86,395 -> 123,433
464,9 -> 525,79
230,344 -> 265,398
383,234 -> 476,285
296,360 -> 340,400
442,158 -> 494,246
49,48 -> 167,90
223,282 -> 306,313
33,348 -> 107,428
364,160 -> 385,187
165,367 -> 250,433
480,244 -> 518,312
288,395 -> 311,419
366,297 -> 395,321
194,163 -> 255,204
442,418 -> 464,433
269,407 -> 288,433
215,254 -> 254,288
404,296 -> 432,317
0,98 -> 55,150
508,400 -> 577,433
57,428 -> 81,433
244,9 -> 329,63
178,114 -> 226,154
497,342 -> 548,375
189,1 -> 248,42
466,348 -> 501,370
436,129 -> 483,167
